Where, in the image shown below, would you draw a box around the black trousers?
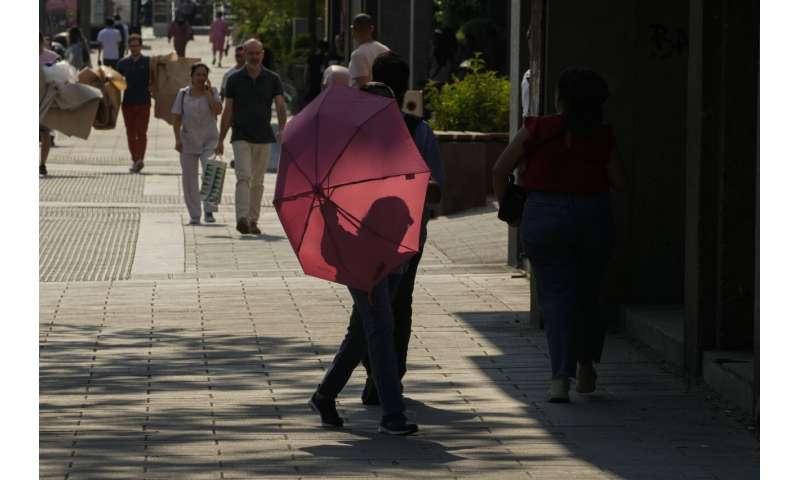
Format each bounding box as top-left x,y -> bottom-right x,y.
362,247 -> 423,381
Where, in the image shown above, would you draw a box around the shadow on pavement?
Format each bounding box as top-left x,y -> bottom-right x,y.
450,310 -> 760,479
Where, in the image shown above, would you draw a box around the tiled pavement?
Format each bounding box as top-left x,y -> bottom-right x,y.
39,31 -> 759,479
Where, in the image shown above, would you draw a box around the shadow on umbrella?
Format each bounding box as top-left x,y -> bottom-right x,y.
320,196 -> 415,286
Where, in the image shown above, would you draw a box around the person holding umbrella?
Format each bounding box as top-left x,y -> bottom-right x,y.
272,82 -> 431,435
355,53 -> 446,406
304,84 -> 427,436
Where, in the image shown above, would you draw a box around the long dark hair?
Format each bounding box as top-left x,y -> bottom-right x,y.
190,62 -> 211,77
557,67 -> 609,134
68,27 -> 90,63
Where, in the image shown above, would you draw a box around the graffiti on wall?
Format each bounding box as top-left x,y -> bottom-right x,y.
649,24 -> 688,59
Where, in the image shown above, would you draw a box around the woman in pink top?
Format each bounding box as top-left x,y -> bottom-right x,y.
209,12 -> 228,67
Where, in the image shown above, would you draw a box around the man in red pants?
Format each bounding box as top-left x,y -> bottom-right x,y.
116,34 -> 153,173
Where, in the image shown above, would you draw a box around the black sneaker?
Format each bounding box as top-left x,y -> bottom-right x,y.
204,212 -> 216,224
309,392 -> 343,428
236,217 -> 250,234
39,165 -> 48,177
361,377 -> 380,406
379,413 -> 418,436
249,222 -> 262,235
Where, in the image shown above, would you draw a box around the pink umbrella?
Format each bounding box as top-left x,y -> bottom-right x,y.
273,85 -> 431,292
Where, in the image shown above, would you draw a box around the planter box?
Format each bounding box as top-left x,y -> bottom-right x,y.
434,131 -> 510,215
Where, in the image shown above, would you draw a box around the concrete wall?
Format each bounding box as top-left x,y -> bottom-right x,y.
544,0 -> 689,304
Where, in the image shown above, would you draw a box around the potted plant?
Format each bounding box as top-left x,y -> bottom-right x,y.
425,55 -> 510,214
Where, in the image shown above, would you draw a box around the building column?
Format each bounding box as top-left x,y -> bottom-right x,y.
685,0 -> 757,376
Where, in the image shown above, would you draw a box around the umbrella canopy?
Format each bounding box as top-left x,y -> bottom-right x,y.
274,85 -> 431,292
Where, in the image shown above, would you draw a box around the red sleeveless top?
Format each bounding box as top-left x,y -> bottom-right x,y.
519,115 -> 615,193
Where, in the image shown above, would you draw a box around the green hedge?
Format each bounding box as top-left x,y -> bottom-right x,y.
424,55 -> 510,133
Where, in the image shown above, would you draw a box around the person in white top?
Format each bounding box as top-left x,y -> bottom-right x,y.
97,17 -> 122,68
172,62 -> 223,225
348,13 -> 389,87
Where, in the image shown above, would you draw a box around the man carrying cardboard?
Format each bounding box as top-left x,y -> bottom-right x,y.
216,39 -> 287,235
116,34 -> 153,173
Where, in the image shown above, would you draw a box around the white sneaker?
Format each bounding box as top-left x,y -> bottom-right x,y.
548,376 -> 570,403
576,363 -> 597,394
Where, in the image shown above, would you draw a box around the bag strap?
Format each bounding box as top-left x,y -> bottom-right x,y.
179,87 -> 187,116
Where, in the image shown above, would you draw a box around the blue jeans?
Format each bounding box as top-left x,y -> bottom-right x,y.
318,273 -> 405,417
521,191 -> 614,379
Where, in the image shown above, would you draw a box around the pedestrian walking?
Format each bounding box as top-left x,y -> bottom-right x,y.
113,14 -> 129,59
220,45 -> 244,97
167,15 -> 194,58
215,39 -> 287,235
65,27 -> 91,71
348,13 -> 389,87
209,11 -> 229,67
427,28 -> 458,86
492,67 -> 625,403
116,34 -> 153,174
39,32 -> 60,177
172,63 -> 223,225
307,81 -> 426,436
97,17 -> 122,68
354,53 -> 446,405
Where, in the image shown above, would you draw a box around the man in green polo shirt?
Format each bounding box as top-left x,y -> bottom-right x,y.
216,38 -> 287,235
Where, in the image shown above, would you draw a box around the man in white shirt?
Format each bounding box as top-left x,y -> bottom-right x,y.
348,13 -> 389,87
97,17 -> 122,68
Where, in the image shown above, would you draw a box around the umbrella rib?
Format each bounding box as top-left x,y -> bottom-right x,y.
321,208 -> 355,277
323,169 -> 431,191
319,101 -> 395,189
314,87 -> 332,183
273,149 -> 314,203
294,195 -> 319,256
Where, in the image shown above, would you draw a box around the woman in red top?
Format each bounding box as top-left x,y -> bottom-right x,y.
493,68 -> 625,403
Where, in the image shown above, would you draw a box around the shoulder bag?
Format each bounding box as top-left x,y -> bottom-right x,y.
497,127 -> 566,226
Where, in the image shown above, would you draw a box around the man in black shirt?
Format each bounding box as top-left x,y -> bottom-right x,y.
216,39 -> 287,235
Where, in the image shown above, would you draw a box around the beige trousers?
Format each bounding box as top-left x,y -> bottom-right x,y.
232,141 -> 271,223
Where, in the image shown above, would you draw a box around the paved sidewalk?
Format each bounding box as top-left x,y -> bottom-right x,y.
39,32 -> 758,479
